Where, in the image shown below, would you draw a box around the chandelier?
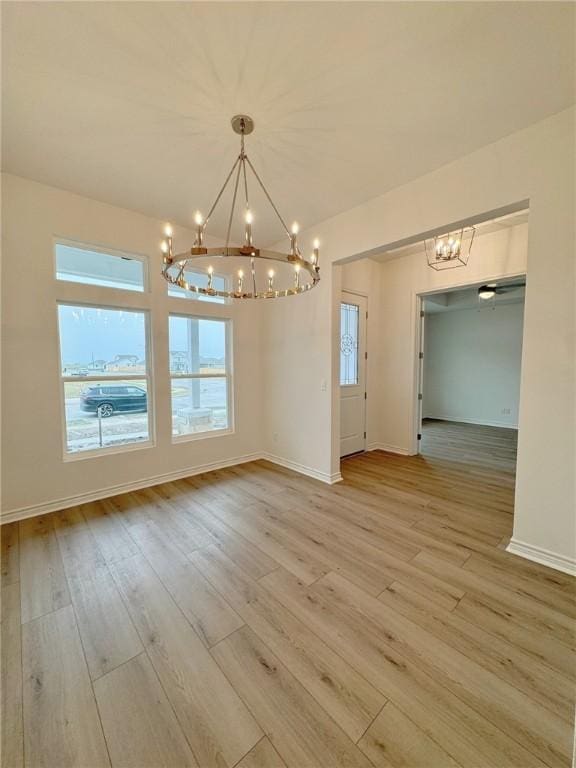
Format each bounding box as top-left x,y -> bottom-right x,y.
425,226 -> 475,271
160,115 -> 320,299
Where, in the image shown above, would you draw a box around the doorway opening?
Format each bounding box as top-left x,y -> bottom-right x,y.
415,276 -> 526,475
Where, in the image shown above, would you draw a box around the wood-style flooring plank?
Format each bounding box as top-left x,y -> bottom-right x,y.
2,583 -> 23,768
22,606 -> 110,767
261,567 -> 549,768
311,572 -> 571,766
19,515 -> 70,624
130,522 -> 244,647
235,737 -> 288,768
1,521 -> 20,585
82,499 -> 140,565
110,554 -> 262,768
211,626 -> 373,768
379,580 -> 574,720
66,566 -> 143,680
192,545 -> 386,742
93,653 -> 199,768
358,701 -> 460,768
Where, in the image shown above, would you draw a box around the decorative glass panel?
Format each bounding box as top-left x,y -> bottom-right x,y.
56,243 -> 145,292
340,302 -> 359,386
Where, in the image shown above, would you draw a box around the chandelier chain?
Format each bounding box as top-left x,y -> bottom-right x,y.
225,158 -> 243,251
242,157 -> 250,212
244,155 -> 292,239
204,155 -> 241,228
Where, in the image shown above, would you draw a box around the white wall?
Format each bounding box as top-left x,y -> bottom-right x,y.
375,223 -> 528,453
1,174 -> 264,519
423,302 -> 525,428
263,107 -> 575,571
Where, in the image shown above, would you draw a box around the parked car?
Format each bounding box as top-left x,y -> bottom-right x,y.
80,385 -> 147,417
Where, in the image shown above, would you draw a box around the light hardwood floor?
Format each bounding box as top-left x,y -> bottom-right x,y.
1,421 -> 575,768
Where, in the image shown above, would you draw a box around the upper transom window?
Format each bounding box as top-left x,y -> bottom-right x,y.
55,241 -> 146,292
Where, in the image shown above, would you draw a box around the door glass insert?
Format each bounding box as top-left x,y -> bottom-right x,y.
340,302 -> 359,385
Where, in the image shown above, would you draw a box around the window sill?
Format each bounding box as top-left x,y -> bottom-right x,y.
171,427 -> 234,445
63,439 -> 154,462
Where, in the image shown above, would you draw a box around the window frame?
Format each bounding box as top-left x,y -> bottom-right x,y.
166,266 -> 230,305
168,312 -> 234,443
53,237 -> 150,294
57,300 -> 155,461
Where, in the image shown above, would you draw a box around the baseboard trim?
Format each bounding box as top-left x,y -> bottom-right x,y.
261,452 -> 342,485
367,442 -> 412,456
1,452 -> 263,525
425,415 -> 518,429
506,538 -> 576,576
1,450 -> 342,524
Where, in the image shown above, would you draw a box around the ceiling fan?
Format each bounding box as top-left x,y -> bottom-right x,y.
478,282 -> 525,300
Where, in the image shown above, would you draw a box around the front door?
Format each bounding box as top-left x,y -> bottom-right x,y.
340,292 -> 367,457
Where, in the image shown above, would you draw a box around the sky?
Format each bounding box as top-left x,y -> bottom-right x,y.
58,305 -> 225,367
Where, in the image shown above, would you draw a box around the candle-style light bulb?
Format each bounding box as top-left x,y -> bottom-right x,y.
294,263 -> 301,288
312,238 -> 320,268
164,224 -> 173,238
160,240 -> 169,254
237,269 -> 244,293
245,209 -> 253,246
207,265 -> 214,290
290,222 -> 299,256
194,211 -> 204,248
268,269 -> 274,291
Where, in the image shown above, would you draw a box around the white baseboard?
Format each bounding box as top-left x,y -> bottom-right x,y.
425,415 -> 518,429
1,451 -> 341,525
1,452 -> 263,525
506,538 -> 576,576
367,442 -> 413,456
262,452 -> 342,485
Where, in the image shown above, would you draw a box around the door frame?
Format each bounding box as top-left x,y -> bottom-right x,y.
411,271 -> 527,455
339,289 -> 368,458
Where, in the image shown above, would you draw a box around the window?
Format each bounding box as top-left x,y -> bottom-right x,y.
58,305 -> 152,455
169,315 -> 231,439
340,302 -> 359,385
168,268 -> 227,304
55,241 -> 146,292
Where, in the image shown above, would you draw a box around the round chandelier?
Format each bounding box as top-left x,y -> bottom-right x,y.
160,115 -> 320,300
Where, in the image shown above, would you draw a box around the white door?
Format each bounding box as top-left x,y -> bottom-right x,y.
340,292 -> 367,457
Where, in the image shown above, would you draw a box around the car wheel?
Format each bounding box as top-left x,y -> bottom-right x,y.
97,403 -> 114,418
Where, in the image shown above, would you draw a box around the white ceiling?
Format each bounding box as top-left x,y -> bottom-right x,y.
370,209 -> 530,263
2,2 -> 575,244
424,277 -> 526,314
